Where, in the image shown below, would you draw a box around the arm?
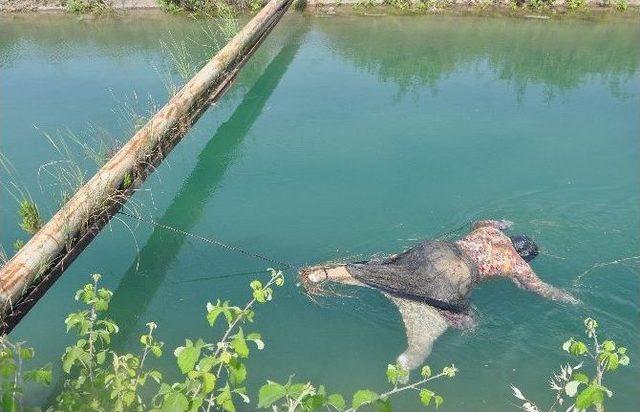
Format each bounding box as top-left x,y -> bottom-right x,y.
472,219 -> 514,231
510,259 -> 580,304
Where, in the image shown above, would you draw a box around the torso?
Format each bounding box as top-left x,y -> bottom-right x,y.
455,226 -> 521,280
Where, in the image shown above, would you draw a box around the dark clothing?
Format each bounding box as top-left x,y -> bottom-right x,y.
346,241 -> 479,312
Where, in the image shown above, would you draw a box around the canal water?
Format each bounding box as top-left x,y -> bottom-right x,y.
1,12 -> 638,410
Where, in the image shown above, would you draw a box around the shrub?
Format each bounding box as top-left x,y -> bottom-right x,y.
511,317 -> 631,412
0,271 -> 456,411
566,0 -> 586,10
615,0 -> 627,10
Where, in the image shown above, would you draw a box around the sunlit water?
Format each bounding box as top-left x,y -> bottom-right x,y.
1,12 -> 639,410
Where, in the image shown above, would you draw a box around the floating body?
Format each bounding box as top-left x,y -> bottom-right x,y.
300,219 -> 578,370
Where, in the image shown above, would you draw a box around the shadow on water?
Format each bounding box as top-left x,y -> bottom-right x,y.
106,31 -> 306,349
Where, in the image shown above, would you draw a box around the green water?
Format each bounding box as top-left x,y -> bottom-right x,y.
1,12 -> 639,410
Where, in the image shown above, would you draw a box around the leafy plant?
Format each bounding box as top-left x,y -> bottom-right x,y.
566,0 -> 586,10
0,337 -> 52,412
248,0 -> 264,11
353,0 -> 376,10
511,317 -> 630,412
18,200 -> 42,236
0,269 -> 460,411
386,0 -> 411,11
64,0 -> 110,13
257,363 -> 456,411
615,0 -> 627,10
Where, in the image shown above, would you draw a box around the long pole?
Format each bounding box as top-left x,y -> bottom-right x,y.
0,0 -> 293,334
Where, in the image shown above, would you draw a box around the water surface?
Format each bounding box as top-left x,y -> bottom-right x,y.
1,12 -> 639,410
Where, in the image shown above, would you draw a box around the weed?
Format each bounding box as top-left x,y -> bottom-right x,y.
615,0 -> 627,10
18,199 -> 42,235
12,239 -> 25,253
122,172 -> 133,190
387,0 -> 411,10
566,0 -> 586,10
353,0 -> 376,9
249,0 -> 264,10
64,0 -> 110,13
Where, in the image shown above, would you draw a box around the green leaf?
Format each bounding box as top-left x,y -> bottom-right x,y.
198,356 -> 218,373
434,395 -> 444,409
257,382 -> 287,408
442,365 -> 457,377
619,354 -> 630,366
604,353 -> 619,371
216,386 -> 236,412
246,333 -> 265,350
327,393 -> 346,411
374,398 -> 392,412
575,384 -> 605,409
228,360 -> 247,386
2,391 -> 19,412
25,366 -> 52,385
96,350 -> 106,365
253,289 -> 266,303
19,347 -> 34,360
202,372 -> 216,394
231,330 -> 250,358
62,346 -> 85,373
386,364 -> 399,384
421,366 -> 432,379
176,346 -> 200,374
420,389 -> 434,406
352,390 -> 379,409
160,391 -> 189,412
287,383 -> 309,399
573,372 -> 589,384
569,341 -> 589,356
602,340 -> 616,352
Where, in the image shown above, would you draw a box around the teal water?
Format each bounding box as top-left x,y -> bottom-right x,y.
1,12 -> 639,410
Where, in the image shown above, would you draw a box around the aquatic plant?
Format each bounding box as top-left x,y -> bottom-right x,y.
0,270 -> 455,410
511,318 -> 631,412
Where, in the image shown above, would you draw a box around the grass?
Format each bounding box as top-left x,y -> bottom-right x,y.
64,0 -> 112,14
18,200 -> 42,236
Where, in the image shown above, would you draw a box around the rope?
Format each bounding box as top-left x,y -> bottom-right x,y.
117,211 -> 293,269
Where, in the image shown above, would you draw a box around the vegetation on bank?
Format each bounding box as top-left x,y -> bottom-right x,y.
31,0 -> 634,16
0,271 -> 631,411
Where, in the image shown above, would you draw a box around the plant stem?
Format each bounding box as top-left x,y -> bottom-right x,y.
287,383 -> 313,412
205,274 -> 280,412
344,372 -> 447,412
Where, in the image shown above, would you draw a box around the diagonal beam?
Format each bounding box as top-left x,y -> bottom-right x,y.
0,0 -> 293,334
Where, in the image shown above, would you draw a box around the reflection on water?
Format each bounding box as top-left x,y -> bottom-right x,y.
109,35 -> 305,348
320,16 -> 639,99
1,13 -> 638,411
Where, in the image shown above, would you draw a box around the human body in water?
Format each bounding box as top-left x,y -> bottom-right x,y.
299,219 -> 579,370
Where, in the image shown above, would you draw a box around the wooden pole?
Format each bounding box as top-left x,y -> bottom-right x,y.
0,0 -> 293,334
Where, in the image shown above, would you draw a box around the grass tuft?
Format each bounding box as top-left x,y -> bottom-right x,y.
18,200 -> 42,236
